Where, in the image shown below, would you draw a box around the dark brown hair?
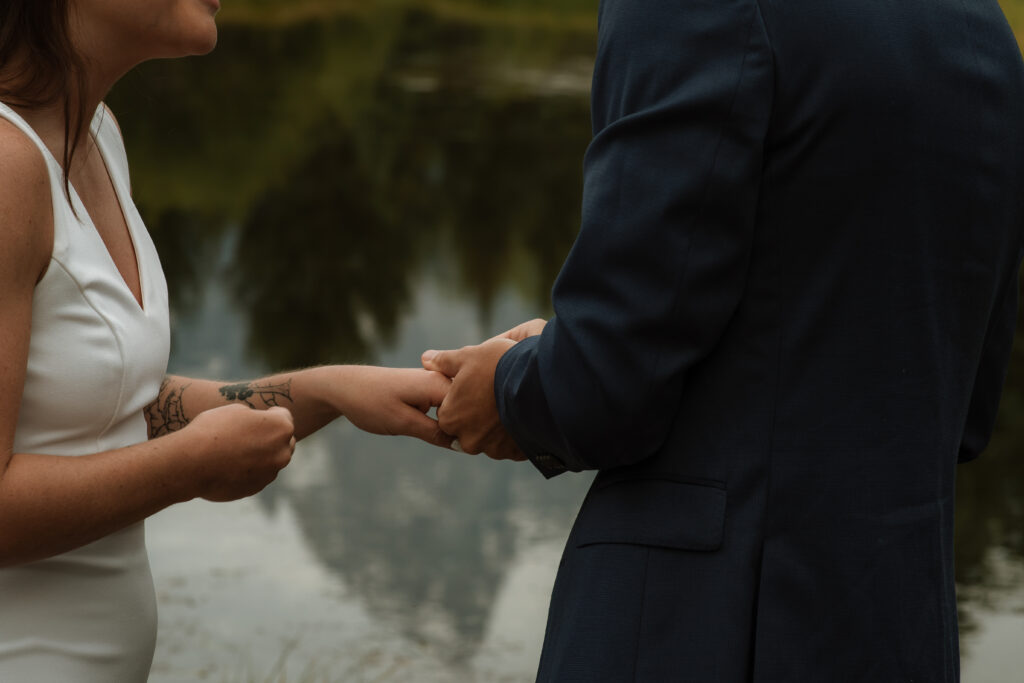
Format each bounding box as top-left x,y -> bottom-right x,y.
0,0 -> 90,199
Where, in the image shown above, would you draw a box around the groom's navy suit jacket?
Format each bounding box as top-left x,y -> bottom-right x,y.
494,0 -> 1024,680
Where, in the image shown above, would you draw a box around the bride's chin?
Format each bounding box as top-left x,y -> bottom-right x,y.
184,26 -> 219,56
195,36 -> 218,56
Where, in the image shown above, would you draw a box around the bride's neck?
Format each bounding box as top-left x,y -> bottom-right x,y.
0,63 -> 108,170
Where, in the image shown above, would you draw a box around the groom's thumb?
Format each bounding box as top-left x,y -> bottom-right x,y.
421,348 -> 460,377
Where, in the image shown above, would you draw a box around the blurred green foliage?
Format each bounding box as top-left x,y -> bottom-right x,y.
1002,0 -> 1024,49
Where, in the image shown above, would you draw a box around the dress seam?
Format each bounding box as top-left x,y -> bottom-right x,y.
45,258 -> 131,446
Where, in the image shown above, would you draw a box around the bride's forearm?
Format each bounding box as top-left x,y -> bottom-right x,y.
144,366 -> 452,447
0,430 -> 199,567
145,369 -> 342,441
1,400 -> 295,568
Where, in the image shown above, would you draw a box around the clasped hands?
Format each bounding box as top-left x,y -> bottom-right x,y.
420,318 -> 547,461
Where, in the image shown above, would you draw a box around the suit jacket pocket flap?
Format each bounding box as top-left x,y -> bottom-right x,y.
574,477 -> 726,551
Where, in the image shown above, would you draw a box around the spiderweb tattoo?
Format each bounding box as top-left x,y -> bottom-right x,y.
218,379 -> 294,409
145,378 -> 191,438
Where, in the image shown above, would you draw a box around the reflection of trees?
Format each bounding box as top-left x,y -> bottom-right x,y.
280,430 -> 591,663
292,439 -> 513,663
418,94 -> 586,319
109,8 -> 594,217
106,8 -> 597,659
221,84 -> 586,367
136,207 -> 222,320
231,120 -> 422,367
109,12 -> 590,364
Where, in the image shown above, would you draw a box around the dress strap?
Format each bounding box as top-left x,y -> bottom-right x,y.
91,104 -> 132,193
0,101 -> 77,257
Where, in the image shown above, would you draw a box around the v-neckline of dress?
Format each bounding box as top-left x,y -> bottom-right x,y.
66,112 -> 148,315
8,104 -> 149,315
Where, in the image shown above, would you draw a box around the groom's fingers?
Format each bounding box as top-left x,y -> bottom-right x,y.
418,371 -> 452,412
421,348 -> 463,377
403,409 -> 454,449
491,318 -> 547,342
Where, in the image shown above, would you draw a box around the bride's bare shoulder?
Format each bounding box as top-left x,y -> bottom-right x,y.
0,117 -> 54,280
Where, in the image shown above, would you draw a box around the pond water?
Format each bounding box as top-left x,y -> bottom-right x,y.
103,5 -> 1024,681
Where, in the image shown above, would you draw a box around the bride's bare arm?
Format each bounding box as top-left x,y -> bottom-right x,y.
0,125 -> 293,569
146,366 -> 453,446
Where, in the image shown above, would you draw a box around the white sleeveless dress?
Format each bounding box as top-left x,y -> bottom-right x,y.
0,103 -> 171,681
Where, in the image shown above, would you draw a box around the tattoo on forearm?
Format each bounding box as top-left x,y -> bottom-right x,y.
218,379 -> 294,409
145,378 -> 192,439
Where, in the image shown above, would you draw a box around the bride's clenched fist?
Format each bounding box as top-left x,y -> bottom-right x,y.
181,404 -> 296,502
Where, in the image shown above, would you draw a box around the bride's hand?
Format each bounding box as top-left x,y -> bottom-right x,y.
331,367 -> 453,448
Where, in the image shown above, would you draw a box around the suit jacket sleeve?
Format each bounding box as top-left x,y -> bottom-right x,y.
494,0 -> 775,477
959,260 -> 1022,463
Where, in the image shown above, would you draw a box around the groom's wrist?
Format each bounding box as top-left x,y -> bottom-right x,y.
494,337 -> 571,478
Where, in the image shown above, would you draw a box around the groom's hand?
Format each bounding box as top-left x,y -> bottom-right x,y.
490,318 -> 547,343
421,339 -> 527,461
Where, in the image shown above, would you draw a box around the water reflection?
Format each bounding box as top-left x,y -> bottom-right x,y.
154,258 -> 593,681
252,272 -> 596,668
112,12 -> 591,366
955,322 -> 1024,638
288,436 -> 519,663
227,85 -> 589,368
105,3 -> 1024,678
234,124 -> 420,366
